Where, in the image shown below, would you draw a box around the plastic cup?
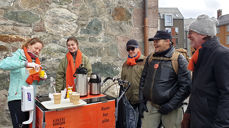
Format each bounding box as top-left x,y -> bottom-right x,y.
39,70 -> 45,78
61,90 -> 66,99
71,92 -> 80,105
53,93 -> 61,104
67,86 -> 73,98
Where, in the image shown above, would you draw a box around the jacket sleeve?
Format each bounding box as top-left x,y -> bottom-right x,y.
0,51 -> 26,70
55,57 -> 66,92
213,52 -> 229,127
165,54 -> 191,109
139,57 -> 149,102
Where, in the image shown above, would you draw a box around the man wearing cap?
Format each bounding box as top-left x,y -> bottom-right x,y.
181,14 -> 229,128
121,39 -> 146,128
139,30 -> 191,128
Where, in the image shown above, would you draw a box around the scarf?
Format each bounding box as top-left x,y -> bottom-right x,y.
24,47 -> 42,85
66,50 -> 82,91
188,46 -> 202,71
126,51 -> 141,66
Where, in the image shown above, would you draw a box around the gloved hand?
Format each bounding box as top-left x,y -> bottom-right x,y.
139,102 -> 148,118
181,113 -> 190,128
26,62 -> 40,69
158,104 -> 173,115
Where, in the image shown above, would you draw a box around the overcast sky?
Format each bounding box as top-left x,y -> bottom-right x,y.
159,0 -> 229,18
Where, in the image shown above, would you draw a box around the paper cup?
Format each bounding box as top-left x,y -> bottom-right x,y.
69,92 -> 73,103
53,93 -> 61,104
71,92 -> 80,105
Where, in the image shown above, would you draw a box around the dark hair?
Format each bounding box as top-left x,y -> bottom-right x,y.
22,37 -> 44,48
66,36 -> 78,46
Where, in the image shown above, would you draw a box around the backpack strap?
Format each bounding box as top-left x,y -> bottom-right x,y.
147,53 -> 154,64
170,51 -> 180,74
147,51 -> 180,74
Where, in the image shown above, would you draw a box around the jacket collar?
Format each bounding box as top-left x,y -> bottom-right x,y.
164,46 -> 175,58
194,37 -> 220,71
201,36 -> 220,49
17,49 -> 27,61
138,54 -> 145,60
153,46 -> 175,58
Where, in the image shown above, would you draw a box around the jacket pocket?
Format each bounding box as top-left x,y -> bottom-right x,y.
207,97 -> 217,118
159,63 -> 173,80
192,94 -> 210,117
134,65 -> 143,77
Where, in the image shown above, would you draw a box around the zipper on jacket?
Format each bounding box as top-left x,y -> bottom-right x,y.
150,62 -> 160,102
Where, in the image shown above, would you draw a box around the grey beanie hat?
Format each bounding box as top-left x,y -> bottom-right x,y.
189,14 -> 218,36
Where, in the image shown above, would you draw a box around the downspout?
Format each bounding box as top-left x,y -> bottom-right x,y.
144,0 -> 149,56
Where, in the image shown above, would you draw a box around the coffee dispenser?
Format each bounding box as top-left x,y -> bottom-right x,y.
73,65 -> 88,97
89,73 -> 101,95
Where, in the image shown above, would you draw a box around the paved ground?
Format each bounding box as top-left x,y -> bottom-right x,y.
0,125 -> 12,128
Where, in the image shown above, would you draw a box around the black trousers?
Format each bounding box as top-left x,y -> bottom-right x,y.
8,100 -> 29,128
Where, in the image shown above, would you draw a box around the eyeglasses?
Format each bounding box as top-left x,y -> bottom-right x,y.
127,47 -> 135,51
188,30 -> 194,35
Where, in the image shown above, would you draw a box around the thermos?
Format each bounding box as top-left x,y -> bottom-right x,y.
89,73 -> 101,95
75,74 -> 88,96
73,65 -> 88,97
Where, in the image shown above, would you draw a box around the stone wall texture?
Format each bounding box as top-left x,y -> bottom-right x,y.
0,0 -> 158,126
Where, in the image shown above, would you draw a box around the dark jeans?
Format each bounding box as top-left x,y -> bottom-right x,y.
8,100 -> 29,128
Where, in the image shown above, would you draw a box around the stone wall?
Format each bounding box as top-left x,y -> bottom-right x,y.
0,0 -> 158,126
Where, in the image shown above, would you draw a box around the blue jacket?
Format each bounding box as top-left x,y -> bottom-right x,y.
0,49 -> 43,102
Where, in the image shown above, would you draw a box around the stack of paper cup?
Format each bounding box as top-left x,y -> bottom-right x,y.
53,93 -> 61,104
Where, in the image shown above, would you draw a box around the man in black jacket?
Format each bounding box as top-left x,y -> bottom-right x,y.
139,30 -> 191,128
181,14 -> 229,128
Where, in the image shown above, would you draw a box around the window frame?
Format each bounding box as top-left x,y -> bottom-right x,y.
164,14 -> 173,26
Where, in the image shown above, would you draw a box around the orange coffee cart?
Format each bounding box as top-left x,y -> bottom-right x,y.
34,95 -> 116,128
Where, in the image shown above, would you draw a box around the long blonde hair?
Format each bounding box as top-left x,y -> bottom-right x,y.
22,38 -> 44,48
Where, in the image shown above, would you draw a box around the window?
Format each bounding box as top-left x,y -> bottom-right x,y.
217,27 -> 220,33
217,36 -> 220,42
164,14 -> 173,26
165,28 -> 171,34
227,25 -> 229,32
176,38 -> 179,45
175,27 -> 179,35
227,36 -> 229,44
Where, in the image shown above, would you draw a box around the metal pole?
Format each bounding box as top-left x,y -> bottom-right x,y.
144,0 -> 149,56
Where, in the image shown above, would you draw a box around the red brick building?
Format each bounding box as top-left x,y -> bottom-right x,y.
216,10 -> 229,47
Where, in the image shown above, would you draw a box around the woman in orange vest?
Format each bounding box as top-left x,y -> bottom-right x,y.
56,36 -> 92,92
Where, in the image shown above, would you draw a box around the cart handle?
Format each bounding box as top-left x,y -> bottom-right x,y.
102,77 -> 131,94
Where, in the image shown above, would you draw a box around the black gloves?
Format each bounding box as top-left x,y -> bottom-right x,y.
158,104 -> 173,115
139,102 -> 148,118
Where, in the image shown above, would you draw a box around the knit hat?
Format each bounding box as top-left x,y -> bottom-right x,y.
189,14 -> 218,36
126,39 -> 139,48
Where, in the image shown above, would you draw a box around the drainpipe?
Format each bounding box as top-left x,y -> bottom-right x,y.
144,0 -> 149,56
